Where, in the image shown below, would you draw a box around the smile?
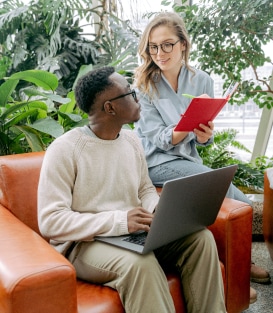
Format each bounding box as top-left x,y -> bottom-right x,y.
157,59 -> 169,64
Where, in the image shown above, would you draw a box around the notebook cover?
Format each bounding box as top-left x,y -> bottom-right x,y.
174,97 -> 228,132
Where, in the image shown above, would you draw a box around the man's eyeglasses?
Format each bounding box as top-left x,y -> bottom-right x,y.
147,39 -> 180,55
108,89 -> 138,102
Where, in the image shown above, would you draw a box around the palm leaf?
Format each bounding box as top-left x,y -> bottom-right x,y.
0,5 -> 28,42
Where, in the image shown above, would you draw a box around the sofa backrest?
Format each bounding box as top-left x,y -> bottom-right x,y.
0,152 -> 45,236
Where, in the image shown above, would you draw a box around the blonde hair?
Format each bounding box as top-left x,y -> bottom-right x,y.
134,12 -> 193,96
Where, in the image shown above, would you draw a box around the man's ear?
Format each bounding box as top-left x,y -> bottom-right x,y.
103,101 -> 116,115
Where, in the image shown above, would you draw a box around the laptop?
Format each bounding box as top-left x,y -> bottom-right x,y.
95,165 -> 238,254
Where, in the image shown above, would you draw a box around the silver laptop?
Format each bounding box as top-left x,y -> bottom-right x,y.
95,165 -> 238,254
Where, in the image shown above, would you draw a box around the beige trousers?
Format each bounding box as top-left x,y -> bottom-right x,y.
68,229 -> 226,313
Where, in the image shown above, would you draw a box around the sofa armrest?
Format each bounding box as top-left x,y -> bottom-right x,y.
263,169 -> 273,260
0,205 -> 77,313
208,198 -> 252,313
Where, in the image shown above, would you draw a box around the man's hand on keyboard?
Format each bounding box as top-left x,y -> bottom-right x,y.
127,207 -> 154,233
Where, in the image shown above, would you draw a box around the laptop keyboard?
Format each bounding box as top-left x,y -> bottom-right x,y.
122,232 -> 147,246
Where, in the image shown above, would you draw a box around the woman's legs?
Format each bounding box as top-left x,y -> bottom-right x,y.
149,159 -> 252,205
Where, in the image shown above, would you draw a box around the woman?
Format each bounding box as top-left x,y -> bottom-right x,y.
134,11 -> 270,302
134,11 -> 250,203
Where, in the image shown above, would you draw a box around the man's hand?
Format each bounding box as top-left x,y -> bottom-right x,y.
127,207 -> 154,233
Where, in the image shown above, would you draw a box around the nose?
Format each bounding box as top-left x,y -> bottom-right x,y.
135,97 -> 140,108
156,46 -> 164,55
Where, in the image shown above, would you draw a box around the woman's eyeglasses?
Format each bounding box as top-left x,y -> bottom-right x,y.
108,89 -> 137,102
147,40 -> 180,55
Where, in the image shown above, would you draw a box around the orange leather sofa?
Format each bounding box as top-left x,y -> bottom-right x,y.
0,152 -> 253,313
263,169 -> 273,261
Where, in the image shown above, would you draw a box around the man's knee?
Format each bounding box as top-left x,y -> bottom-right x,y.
124,251 -> 161,274
189,228 -> 216,252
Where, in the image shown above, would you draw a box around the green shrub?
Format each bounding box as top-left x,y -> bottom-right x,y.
197,128 -> 273,192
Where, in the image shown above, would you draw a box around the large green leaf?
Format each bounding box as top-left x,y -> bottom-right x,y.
14,125 -> 45,152
9,70 -> 58,91
59,97 -> 76,114
31,117 -> 64,138
0,79 -> 19,107
22,87 -> 71,104
60,112 -> 82,122
3,108 -> 39,130
72,64 -> 94,90
26,101 -> 48,112
0,101 -> 41,121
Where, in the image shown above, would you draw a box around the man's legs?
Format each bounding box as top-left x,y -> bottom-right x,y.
155,229 -> 226,313
68,241 -> 175,313
150,159 -> 271,303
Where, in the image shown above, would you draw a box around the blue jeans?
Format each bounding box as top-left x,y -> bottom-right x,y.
149,159 -> 252,205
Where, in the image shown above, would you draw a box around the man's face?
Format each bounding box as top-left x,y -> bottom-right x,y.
107,73 -> 140,124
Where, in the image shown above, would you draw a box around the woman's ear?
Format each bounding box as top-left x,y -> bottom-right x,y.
181,40 -> 186,51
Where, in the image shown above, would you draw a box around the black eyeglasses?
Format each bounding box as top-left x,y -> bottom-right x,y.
108,89 -> 138,102
147,39 -> 180,55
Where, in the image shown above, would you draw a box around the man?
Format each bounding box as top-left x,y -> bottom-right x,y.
38,66 -> 226,313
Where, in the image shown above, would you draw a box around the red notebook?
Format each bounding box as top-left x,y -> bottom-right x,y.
174,97 -> 227,132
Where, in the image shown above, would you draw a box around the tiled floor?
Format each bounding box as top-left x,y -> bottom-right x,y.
242,242 -> 273,313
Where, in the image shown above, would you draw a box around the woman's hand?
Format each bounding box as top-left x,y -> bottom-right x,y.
127,207 -> 154,233
173,93 -> 214,145
193,94 -> 214,143
194,121 -> 214,143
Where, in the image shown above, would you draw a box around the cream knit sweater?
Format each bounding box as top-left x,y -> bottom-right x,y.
38,126 -> 159,254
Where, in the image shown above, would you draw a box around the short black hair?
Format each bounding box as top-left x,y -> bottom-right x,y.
75,66 -> 115,113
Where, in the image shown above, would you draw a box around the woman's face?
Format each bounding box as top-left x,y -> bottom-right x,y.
148,25 -> 186,74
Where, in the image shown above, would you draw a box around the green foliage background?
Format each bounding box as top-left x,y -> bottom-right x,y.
0,0 -> 272,191
166,0 -> 273,109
